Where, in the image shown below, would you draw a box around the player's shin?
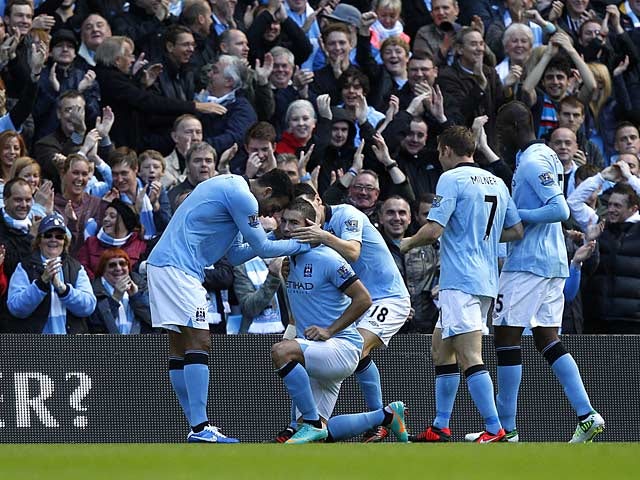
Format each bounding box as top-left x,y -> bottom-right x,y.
433,364 -> 460,430
278,361 -> 321,425
169,356 -> 191,424
183,350 -> 210,430
466,365 -> 503,435
496,346 -> 522,433
355,356 -> 384,410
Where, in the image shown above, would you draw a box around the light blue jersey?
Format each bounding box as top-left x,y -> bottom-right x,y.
324,204 -> 409,301
148,175 -> 309,281
503,142 -> 569,278
429,164 -> 520,297
287,245 -> 364,350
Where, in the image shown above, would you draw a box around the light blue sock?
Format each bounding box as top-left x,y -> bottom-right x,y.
169,357 -> 191,424
355,357 -> 383,410
289,401 -> 298,429
280,362 -> 319,421
551,354 -> 593,417
433,371 -> 460,430
496,365 -> 522,432
467,369 -> 502,435
328,409 -> 386,441
184,350 -> 210,427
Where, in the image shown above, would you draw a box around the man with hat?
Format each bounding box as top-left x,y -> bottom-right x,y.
3,212 -> 96,333
312,3 -> 361,71
33,29 -> 101,142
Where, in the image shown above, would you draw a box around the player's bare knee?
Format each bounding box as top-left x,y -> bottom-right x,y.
271,340 -> 301,368
532,327 -> 560,352
494,326 -> 524,348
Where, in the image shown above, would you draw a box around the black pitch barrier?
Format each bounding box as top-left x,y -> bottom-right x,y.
0,334 -> 637,443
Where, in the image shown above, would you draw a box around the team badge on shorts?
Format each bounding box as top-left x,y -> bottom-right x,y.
432,195 -> 443,208
337,264 -> 352,280
344,219 -> 359,232
538,172 -> 555,186
304,264 -> 313,277
194,307 -> 207,325
247,214 -> 260,228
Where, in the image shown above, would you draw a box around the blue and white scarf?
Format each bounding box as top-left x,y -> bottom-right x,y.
244,257 -> 284,334
96,228 -> 133,247
2,208 -> 31,234
41,254 -> 67,335
121,181 -> 156,240
100,277 -> 133,334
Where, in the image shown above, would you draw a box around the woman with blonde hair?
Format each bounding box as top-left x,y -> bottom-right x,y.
9,156 -> 54,218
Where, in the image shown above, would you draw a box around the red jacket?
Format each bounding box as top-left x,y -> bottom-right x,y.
0,263 -> 6,297
275,131 -> 310,154
76,232 -> 148,280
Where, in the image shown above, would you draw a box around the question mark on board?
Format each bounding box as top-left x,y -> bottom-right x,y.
66,373 -> 92,427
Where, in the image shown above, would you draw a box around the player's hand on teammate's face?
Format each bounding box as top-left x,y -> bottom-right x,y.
290,219 -> 325,245
304,325 -> 331,341
281,257 -> 290,279
268,257 -> 284,276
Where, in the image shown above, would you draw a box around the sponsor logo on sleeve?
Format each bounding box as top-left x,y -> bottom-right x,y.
337,264 -> 353,280
432,195 -> 443,208
248,214 -> 260,228
538,172 -> 555,186
344,219 -> 359,232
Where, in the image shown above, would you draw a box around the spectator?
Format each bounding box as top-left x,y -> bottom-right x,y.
494,22 -> 534,88
275,99 -> 316,154
401,0 -> 432,42
438,27 -> 504,148
54,153 -> 107,255
233,255 -> 287,334
555,95 -> 604,168
246,0 -> 313,67
89,248 -> 153,334
8,156 -> 54,218
379,194 -> 439,333
34,92 -> 115,192
549,127 -> 580,196
583,182 -> 640,333
613,121 -> 640,157
5,213 -> 96,333
335,66 -> 385,138
163,114 -> 203,189
77,198 -> 147,280
368,0 -> 411,63
224,121 -> 277,176
76,14 -> 112,70
198,54 -> 258,156
147,24 -> 197,154
1,0 -> 37,97
94,36 -> 221,151
0,130 -> 25,189
180,1 -> 216,89
33,29 -> 101,142
0,177 -> 33,279
357,13 -> 410,111
396,53 -> 439,110
209,0 -> 236,37
552,0 -> 593,43
110,147 -> 169,238
520,32 -> 596,138
168,141 -> 216,211
311,22 -> 355,100
284,0 -> 321,70
268,46 -> 314,136
413,0 -> 461,67
138,149 -> 171,218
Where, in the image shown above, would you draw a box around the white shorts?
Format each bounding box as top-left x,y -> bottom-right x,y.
436,290 -> 492,340
147,265 -> 212,333
356,297 -> 410,346
493,271 -> 565,329
294,338 -> 360,420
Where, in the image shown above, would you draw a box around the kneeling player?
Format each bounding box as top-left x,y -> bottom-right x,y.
270,199 -> 409,444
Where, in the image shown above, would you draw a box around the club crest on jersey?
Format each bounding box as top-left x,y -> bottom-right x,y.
337,264 -> 352,280
432,195 -> 443,208
303,264 -> 313,277
538,172 -> 555,186
344,219 -> 359,232
248,214 -> 260,228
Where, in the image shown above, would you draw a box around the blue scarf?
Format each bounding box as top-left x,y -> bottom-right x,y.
121,181 -> 156,240
96,227 -> 133,247
2,208 -> 31,234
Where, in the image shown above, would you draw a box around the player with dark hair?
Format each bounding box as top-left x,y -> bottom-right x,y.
271,198 -> 408,444
147,171 -> 310,443
400,125 -> 523,443
472,101 -> 604,443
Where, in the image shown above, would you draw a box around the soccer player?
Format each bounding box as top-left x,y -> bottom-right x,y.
468,101 -> 604,443
400,125 -> 524,443
271,199 -> 408,444
289,183 -> 411,442
147,171 -> 311,443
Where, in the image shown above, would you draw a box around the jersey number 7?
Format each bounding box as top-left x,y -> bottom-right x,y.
484,195 -> 498,240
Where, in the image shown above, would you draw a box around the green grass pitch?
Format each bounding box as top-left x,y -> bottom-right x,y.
1,444 -> 638,479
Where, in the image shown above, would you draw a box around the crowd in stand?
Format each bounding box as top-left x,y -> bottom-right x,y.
0,0 -> 638,335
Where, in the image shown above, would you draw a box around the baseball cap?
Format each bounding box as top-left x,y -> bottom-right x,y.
322,4 -> 362,28
51,29 -> 78,49
38,213 -> 67,236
